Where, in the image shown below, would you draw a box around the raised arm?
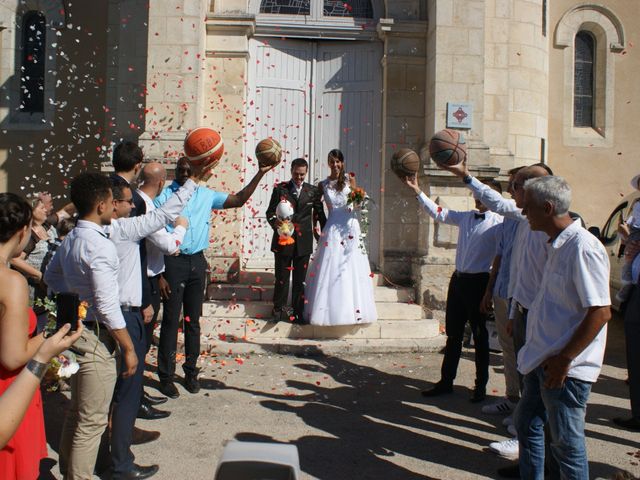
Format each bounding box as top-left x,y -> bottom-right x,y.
402,175 -> 463,226
437,161 -> 524,220
265,186 -> 281,230
113,179 -> 197,242
146,221 -> 187,255
223,164 -> 274,209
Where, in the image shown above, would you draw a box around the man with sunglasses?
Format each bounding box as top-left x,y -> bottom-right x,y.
106,181 -> 202,479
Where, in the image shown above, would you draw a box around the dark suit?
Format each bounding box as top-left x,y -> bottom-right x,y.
266,180 -> 326,320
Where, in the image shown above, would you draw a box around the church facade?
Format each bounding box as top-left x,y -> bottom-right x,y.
0,0 -> 637,308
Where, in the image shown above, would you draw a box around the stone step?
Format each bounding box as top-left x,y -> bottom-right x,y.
219,271 -> 390,286
206,283 -> 415,303
199,317 -> 440,341
202,301 -> 424,320
198,336 -> 446,356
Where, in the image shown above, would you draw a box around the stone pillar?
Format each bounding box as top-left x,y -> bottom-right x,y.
412,0 -> 493,309
202,7 -> 255,282
138,0 -> 208,161
377,16 -> 428,285
484,0 -> 516,173
506,0 -> 548,164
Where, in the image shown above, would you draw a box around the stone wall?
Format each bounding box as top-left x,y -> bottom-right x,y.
0,1 -> 109,197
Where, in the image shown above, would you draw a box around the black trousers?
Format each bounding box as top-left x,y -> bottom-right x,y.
273,252 -> 310,318
111,310 -> 146,477
158,252 -> 207,381
145,274 -> 162,355
441,271 -> 490,388
624,284 -> 640,419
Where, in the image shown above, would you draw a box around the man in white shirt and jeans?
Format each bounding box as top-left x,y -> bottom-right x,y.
516,176 -> 611,479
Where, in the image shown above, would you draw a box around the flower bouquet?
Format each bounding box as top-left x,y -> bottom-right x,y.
345,177 -> 372,254
35,297 -> 86,390
347,187 -> 367,208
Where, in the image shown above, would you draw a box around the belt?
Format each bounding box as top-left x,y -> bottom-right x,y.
515,302 -> 528,315
454,271 -> 489,278
121,306 -> 141,312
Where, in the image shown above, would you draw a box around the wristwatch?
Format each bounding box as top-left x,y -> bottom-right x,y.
462,174 -> 473,185
26,359 -> 48,380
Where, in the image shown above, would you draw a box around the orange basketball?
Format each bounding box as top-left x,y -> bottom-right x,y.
428,129 -> 467,166
255,138 -> 282,168
184,127 -> 224,169
391,148 -> 420,178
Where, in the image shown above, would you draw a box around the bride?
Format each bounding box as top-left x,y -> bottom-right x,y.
303,149 -> 378,326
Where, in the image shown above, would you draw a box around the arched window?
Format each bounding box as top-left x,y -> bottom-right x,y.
259,0 -> 374,18
573,31 -> 595,127
324,0 -> 373,18
20,10 -> 46,113
260,0 -> 310,15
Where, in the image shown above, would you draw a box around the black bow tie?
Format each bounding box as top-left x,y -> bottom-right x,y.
474,213 -> 485,220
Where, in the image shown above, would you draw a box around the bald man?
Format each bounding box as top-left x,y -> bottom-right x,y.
138,163 -> 188,350
136,163 -> 188,412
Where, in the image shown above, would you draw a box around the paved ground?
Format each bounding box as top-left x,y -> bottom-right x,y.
40,315 -> 640,479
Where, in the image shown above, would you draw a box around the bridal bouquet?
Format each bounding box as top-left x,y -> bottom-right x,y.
346,179 -> 371,254
346,187 -> 367,208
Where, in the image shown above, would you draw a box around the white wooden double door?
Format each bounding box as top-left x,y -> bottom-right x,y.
242,38 -> 383,270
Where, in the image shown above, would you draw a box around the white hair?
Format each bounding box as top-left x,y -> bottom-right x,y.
523,176 -> 571,216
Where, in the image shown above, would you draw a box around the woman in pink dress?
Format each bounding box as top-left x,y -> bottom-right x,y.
0,193 -> 48,479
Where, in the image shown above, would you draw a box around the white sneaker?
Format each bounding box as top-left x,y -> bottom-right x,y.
482,398 -> 517,415
507,424 -> 517,437
489,437 -> 519,458
502,414 -> 513,427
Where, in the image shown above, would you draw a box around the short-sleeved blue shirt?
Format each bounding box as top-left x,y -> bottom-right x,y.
154,181 -> 228,255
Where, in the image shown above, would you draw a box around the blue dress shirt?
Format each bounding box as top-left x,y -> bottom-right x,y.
493,217 -> 520,299
155,181 -> 228,255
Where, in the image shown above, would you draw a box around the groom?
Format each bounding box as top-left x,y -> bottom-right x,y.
266,158 -> 326,323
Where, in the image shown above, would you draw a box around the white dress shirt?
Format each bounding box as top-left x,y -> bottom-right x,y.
106,179 -> 197,307
137,189 -> 186,277
467,176 -> 549,310
517,220 -> 611,382
417,192 -> 502,273
45,220 -> 127,331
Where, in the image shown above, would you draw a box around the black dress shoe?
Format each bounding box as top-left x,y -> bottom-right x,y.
113,463 -> 159,480
497,463 -> 520,478
137,403 -> 171,420
421,382 -> 453,397
613,416 -> 640,431
470,387 -> 486,403
143,390 -> 167,406
184,376 -> 200,394
132,426 -> 160,445
159,381 -> 179,399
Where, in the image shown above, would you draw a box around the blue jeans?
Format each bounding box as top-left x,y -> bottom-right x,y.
515,366 -> 592,480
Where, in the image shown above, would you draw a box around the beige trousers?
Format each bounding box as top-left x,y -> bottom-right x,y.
493,296 -> 520,399
59,327 -> 118,480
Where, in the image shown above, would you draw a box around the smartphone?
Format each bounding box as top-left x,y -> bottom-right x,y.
56,292 -> 80,332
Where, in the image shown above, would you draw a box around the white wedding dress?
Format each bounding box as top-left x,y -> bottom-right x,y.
304,177 -> 378,326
